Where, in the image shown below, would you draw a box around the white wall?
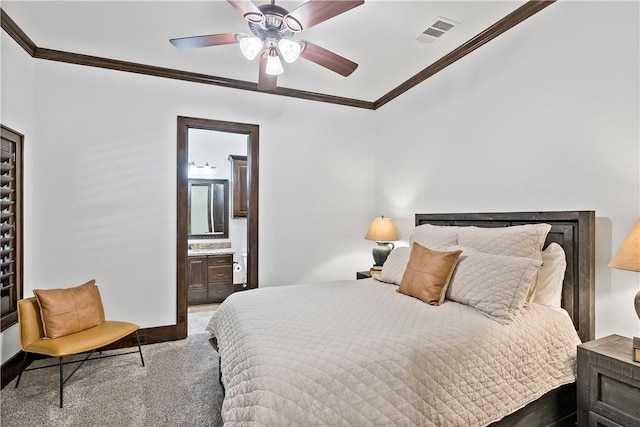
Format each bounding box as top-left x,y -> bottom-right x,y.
28,59 -> 375,304
374,1 -> 640,339
0,32 -> 35,364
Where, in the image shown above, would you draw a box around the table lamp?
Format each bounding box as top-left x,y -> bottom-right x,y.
608,219 -> 640,362
365,216 -> 399,269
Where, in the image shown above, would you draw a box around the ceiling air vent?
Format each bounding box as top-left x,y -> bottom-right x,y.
415,17 -> 459,44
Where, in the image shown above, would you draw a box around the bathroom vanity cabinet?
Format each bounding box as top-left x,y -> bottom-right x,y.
187,253 -> 233,304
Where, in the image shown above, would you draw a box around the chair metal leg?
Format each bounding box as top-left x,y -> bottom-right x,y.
59,357 -> 64,408
14,352 -> 29,389
16,336 -> 143,408
134,330 -> 145,367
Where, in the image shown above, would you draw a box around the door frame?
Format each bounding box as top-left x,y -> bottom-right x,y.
176,116 -> 259,339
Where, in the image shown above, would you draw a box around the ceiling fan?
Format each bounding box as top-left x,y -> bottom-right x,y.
170,0 -> 364,90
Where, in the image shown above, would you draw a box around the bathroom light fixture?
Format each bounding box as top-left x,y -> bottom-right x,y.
188,161 -> 217,176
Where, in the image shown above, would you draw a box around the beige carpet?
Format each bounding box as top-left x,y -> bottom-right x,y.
0,334 -> 223,427
188,305 -> 219,336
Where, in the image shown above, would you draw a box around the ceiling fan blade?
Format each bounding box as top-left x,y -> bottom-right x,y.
227,0 -> 263,21
258,54 -> 277,90
285,0 -> 364,32
300,41 -> 358,77
170,33 -> 239,49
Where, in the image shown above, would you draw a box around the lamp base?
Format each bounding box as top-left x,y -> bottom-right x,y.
372,241 -> 395,267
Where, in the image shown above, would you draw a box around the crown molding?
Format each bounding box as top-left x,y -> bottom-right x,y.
1,8 -> 36,56
33,47 -> 374,109
2,1 -> 555,110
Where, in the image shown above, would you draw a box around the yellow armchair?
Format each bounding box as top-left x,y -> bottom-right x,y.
15,283 -> 144,408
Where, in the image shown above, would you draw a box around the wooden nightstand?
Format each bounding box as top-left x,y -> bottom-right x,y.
577,334 -> 640,426
356,270 -> 371,279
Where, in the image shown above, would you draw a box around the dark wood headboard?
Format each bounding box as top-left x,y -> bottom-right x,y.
415,211 -> 595,342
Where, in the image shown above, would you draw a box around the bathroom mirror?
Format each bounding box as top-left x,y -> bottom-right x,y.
188,178 -> 229,239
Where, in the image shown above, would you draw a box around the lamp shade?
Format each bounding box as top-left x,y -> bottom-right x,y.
278,39 -> 302,63
265,50 -> 284,76
365,217 -> 399,242
609,220 -> 640,272
239,37 -> 263,60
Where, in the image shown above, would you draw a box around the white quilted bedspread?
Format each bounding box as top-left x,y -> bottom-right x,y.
207,279 -> 580,426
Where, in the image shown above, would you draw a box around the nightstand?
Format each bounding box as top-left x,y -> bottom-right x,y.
577,334 -> 640,426
356,270 -> 371,279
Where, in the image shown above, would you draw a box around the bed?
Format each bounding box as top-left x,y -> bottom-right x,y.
207,211 -> 595,426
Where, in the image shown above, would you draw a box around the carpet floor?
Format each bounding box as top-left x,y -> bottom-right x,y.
188,305 -> 218,336
0,334 -> 224,427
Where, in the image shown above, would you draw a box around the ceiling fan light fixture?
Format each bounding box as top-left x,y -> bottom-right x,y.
244,12 -> 264,25
284,15 -> 303,33
170,0 -> 362,81
239,36 -> 264,60
277,39 -> 302,63
265,50 -> 284,76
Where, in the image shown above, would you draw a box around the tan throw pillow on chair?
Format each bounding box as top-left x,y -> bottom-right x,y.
397,243 -> 462,305
34,279 -> 105,339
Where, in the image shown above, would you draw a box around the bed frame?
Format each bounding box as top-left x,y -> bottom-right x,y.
415,211 -> 595,426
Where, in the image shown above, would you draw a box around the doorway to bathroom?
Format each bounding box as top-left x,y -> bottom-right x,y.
176,116 -> 259,339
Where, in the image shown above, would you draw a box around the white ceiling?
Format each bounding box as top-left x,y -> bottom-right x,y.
1,1 -> 527,101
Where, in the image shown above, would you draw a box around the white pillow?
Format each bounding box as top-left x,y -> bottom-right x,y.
532,243 -> 566,307
410,224 -> 458,251
374,246 -> 410,285
457,223 -> 551,260
446,246 -> 542,324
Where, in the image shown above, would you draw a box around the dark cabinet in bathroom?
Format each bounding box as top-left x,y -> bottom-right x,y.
187,254 -> 233,304
228,155 -> 247,218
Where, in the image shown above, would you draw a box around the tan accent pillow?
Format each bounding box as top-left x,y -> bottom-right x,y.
397,243 -> 462,305
34,280 -> 105,339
